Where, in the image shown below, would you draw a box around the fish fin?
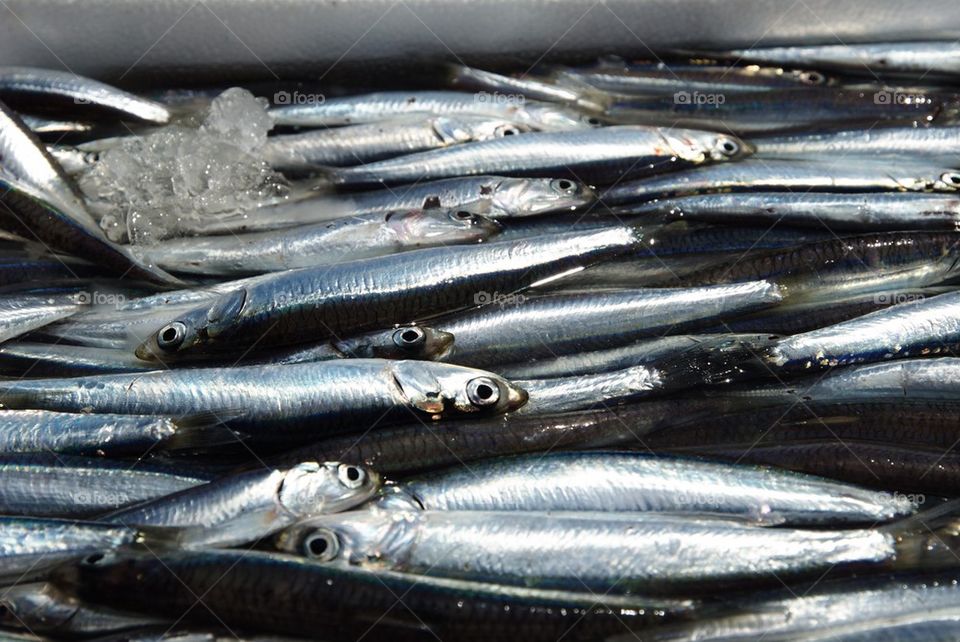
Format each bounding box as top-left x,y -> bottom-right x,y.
886,499 -> 960,570
129,525 -> 188,552
161,411 -> 248,452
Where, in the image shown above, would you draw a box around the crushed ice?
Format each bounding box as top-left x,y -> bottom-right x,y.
77,88 -> 289,244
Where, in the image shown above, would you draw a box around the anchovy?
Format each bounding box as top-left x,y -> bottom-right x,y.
133,208 -> 501,276
162,176 -> 596,237
0,342 -> 156,376
445,64 -> 611,112
0,67 -> 170,123
271,408 -> 642,474
670,231 -> 960,301
432,282 -> 780,367
0,582 -> 164,637
269,90 -> 597,130
279,510 -> 903,594
604,86 -> 959,133
330,126 -> 748,186
627,192 -> 960,231
0,100 -> 179,285
603,159 -> 960,205
514,366 -> 669,414
58,549 -> 694,641
641,572 -> 960,642
104,462 -> 380,548
387,451 -> 913,524
753,125 -> 960,163
498,334 -> 779,379
262,115 -> 533,170
22,114 -> 94,134
251,325 -> 455,365
0,517 -> 172,582
0,360 -> 526,442
749,290 -> 960,375
0,409 -> 192,456
551,59 -> 830,96
134,227 -> 641,360
714,41 -> 960,78
0,292 -> 84,343
0,454 -> 211,517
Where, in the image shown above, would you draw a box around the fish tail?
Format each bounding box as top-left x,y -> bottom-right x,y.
887,499 -> 960,570
162,411 -> 247,452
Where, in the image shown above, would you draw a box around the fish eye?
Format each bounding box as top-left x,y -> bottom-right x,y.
799,70 -> 825,85
716,137 -> 740,157
156,322 -> 187,352
303,529 -> 340,562
942,172 -> 960,187
393,327 -> 425,349
82,552 -> 106,566
586,116 -> 602,125
466,377 -> 501,407
498,126 -> 520,136
338,463 -> 366,489
449,210 -> 475,222
550,178 -> 579,195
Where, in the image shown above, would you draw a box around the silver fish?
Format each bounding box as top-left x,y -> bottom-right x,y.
263,115 -> 533,170
752,125 -> 960,163
255,325 -> 455,364
0,67 -> 170,123
603,159 -> 960,205
715,41 -> 960,78
0,582 -> 164,637
386,451 -> 914,524
432,281 -> 780,367
0,454 -> 210,517
0,516 -> 172,582
514,366 -> 667,414
0,292 -> 83,344
132,208 -> 501,276
134,227 -> 642,360
628,191 -> 960,230
331,125 -> 748,186
0,360 -> 527,442
268,90 -> 596,130
279,510 -> 898,593
444,63 -> 611,112
104,462 -> 380,548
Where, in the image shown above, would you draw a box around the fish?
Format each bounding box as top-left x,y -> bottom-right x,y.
134,227 -> 642,360
251,325 -> 455,365
430,282 -> 780,367
444,63 -> 612,112
604,86 -> 960,133
0,342 -> 156,376
0,582 -> 165,637
58,549 -> 695,641
626,192 -> 960,231
262,114 -> 534,170
603,159 -> 960,205
0,454 -> 211,517
131,208 -> 502,276
329,125 -> 749,186
711,41 -> 960,78
0,360 -> 527,443
0,409 -> 199,456
752,125 -> 960,163
0,517 -> 174,582
270,408 -> 644,475
142,176 -> 597,237
0,291 -> 84,344
103,462 -> 380,548
0,100 -> 179,285
383,451 -> 914,525
277,509 -> 912,594
268,90 -> 598,130
0,66 -> 171,123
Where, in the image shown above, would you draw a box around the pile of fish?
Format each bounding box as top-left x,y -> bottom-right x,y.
2,40 -> 960,640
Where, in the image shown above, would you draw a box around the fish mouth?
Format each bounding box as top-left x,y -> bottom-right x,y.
431,331 -> 456,360
134,339 -> 161,362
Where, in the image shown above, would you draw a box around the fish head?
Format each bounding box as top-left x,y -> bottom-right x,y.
936,171 -> 960,191
0,583 -> 72,631
334,325 -> 455,360
135,288 -> 248,361
386,207 -> 502,245
390,361 -> 527,416
433,116 -> 532,143
663,130 -> 751,163
491,177 -> 596,216
280,511 -> 417,566
278,461 -> 381,518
